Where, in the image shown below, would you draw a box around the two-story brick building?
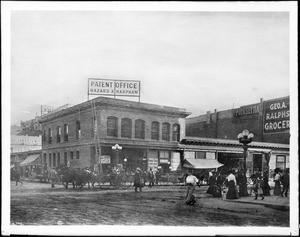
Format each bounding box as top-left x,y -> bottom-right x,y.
39,96 -> 191,174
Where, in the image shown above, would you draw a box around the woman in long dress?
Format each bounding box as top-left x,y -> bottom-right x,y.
273,169 -> 282,196
261,171 -> 271,196
225,171 -> 239,199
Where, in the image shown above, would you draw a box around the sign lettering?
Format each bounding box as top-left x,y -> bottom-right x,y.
88,78 -> 140,97
263,97 -> 290,134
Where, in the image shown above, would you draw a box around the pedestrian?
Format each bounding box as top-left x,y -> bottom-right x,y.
273,168 -> 282,196
253,172 -> 264,200
206,171 -> 216,195
49,167 -> 58,188
147,168 -> 155,188
134,167 -> 143,192
15,169 -> 23,186
281,168 -> 289,197
225,170 -> 239,199
261,170 -> 271,196
155,168 -> 162,185
185,169 -> 201,205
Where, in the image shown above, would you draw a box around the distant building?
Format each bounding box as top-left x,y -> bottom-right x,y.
186,96 -> 290,144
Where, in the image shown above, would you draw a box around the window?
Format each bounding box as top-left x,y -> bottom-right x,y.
121,118 -> 132,138
276,155 -> 286,170
148,150 -> 159,158
151,121 -> 159,140
53,153 -> 56,167
49,153 -> 52,167
107,116 -> 118,137
195,151 -> 205,159
57,126 -> 61,143
70,151 -> 74,160
57,153 -> 60,166
76,151 -> 80,159
172,124 -> 180,142
48,128 -> 52,144
160,150 -> 170,159
64,124 -> 69,141
135,119 -> 145,139
162,122 -> 170,141
43,153 -> 47,164
64,152 -> 68,165
76,121 -> 81,139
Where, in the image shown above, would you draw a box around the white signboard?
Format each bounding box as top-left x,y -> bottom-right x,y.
88,78 -> 140,97
100,155 -> 111,164
171,152 -> 181,171
148,158 -> 158,172
206,152 -> 216,160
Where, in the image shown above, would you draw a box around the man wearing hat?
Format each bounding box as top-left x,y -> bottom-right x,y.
134,167 -> 143,192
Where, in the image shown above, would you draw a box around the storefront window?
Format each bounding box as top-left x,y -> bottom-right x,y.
195,151 -> 205,159
76,151 -> 80,159
64,152 -> 68,165
253,154 -> 263,172
53,153 -> 56,167
70,151 -> 74,160
57,153 -> 60,166
49,153 -> 52,167
121,118 -> 132,138
276,155 -> 286,170
185,151 -> 195,159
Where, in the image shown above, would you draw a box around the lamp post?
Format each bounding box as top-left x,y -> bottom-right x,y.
238,129 -> 254,176
112,144 -> 122,167
238,129 -> 254,196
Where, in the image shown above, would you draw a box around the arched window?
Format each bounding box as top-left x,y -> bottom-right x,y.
121,118 -> 132,138
49,153 -> 52,167
57,153 -> 60,166
53,153 -> 56,167
70,151 -> 74,160
162,122 -> 170,141
76,151 -> 80,159
64,152 -> 68,165
135,119 -> 145,139
151,121 -> 160,140
172,123 -> 180,142
76,121 -> 81,140
48,128 -> 52,144
64,124 -> 69,141
57,126 -> 61,143
107,116 -> 118,137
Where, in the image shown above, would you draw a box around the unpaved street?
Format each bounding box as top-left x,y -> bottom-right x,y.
11,181 -> 289,226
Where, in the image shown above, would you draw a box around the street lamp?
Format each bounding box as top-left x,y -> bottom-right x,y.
238,129 -> 254,196
112,144 -> 122,166
238,129 -> 254,176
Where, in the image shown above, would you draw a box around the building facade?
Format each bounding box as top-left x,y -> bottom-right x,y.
186,96 -> 290,144
39,97 -> 191,174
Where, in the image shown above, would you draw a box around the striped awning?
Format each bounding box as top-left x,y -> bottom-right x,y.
20,154 -> 40,166
183,158 -> 224,169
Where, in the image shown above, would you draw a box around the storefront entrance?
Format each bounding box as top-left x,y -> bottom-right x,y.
217,152 -> 243,174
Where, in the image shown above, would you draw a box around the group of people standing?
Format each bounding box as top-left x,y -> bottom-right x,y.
133,167 -> 160,192
273,168 -> 289,197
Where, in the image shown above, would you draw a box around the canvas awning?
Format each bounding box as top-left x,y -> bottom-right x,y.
20,154 -> 40,166
183,158 -> 224,169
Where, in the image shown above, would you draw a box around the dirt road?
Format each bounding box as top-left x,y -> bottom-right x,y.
10,181 -> 289,226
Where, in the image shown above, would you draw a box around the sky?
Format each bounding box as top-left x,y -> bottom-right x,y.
6,3 -> 294,125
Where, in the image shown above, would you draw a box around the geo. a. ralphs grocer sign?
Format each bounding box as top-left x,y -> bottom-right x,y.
263,96 -> 290,134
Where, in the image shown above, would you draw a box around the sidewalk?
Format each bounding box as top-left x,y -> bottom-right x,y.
224,192 -> 290,211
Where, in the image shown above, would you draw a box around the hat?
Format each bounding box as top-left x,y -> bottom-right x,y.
136,167 -> 141,171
